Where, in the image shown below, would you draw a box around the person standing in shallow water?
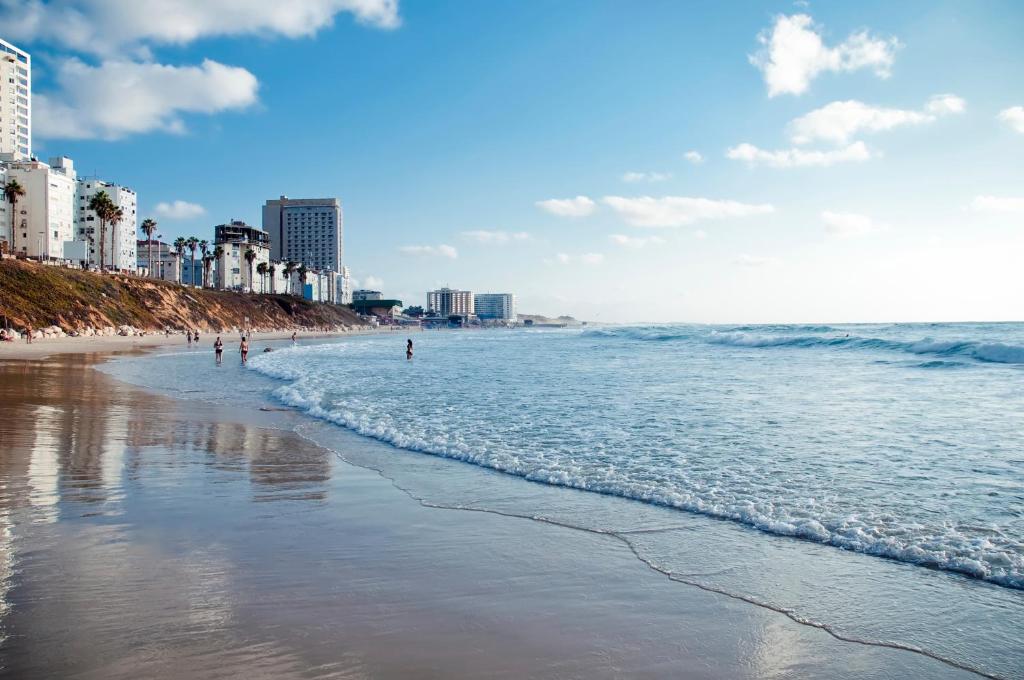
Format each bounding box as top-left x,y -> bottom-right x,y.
240,336 -> 249,364
406,338 -> 413,360
214,336 -> 224,365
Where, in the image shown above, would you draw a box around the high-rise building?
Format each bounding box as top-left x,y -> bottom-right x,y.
262,196 -> 343,273
427,287 -> 474,317
3,156 -> 77,260
0,38 -> 31,162
474,293 -> 517,321
77,178 -> 138,270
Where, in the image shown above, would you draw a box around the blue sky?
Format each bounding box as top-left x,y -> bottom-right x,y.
5,0 -> 1024,322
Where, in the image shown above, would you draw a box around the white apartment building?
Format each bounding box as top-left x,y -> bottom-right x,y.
77,179 -> 138,271
0,39 -> 31,162
427,287 -> 474,317
474,293 -> 517,321
262,195 -> 343,274
353,289 -> 383,301
3,156 -> 77,260
337,265 -> 351,304
214,220 -> 271,292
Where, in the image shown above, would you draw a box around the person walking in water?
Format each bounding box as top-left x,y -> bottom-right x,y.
406,338 -> 413,360
187,330 -> 193,347
240,336 -> 249,364
291,331 -> 297,344
214,336 -> 224,365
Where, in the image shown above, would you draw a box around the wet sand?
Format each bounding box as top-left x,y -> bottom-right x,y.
0,353 -> 982,679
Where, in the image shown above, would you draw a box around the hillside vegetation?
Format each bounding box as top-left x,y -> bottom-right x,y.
0,259 -> 365,333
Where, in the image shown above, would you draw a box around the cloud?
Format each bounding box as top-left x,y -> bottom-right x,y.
998,106 -> 1024,133
152,200 -> 206,219
460,230 -> 531,244
821,211 -> 884,237
789,95 -> 964,145
726,141 -> 872,168
1,0 -> 400,57
693,229 -> 708,240
608,234 -> 666,248
399,244 -> 458,259
751,14 -> 899,97
34,58 -> 258,140
734,254 -> 778,267
969,196 -> 1024,214
683,151 -> 704,164
547,252 -> 604,265
602,196 -> 775,228
535,196 -> 596,218
622,171 -> 672,183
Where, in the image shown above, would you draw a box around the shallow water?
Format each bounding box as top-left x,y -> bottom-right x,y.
98,324 -> 1024,679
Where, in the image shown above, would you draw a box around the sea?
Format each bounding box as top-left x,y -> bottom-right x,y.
102,322 -> 1024,679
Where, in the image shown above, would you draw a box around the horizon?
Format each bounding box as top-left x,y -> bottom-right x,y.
3,1 -> 1023,323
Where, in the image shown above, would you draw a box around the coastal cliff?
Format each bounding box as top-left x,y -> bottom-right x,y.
0,259 -> 365,334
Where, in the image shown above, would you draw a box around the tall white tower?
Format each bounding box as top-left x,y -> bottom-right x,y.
0,38 -> 31,161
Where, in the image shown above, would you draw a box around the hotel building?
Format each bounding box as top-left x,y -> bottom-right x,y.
0,38 -> 30,162
474,293 -> 517,321
427,287 -> 474,317
262,195 -> 343,272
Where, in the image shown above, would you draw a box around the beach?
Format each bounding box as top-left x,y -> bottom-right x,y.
0,334 -> 1005,679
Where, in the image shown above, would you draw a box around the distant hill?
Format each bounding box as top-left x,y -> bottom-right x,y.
0,259 -> 365,333
518,313 -> 584,327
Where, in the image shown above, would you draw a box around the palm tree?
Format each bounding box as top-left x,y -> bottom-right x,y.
2,178 -> 26,257
267,263 -> 277,294
198,240 -> 210,287
140,218 -> 157,276
87,191 -> 116,270
256,262 -> 268,294
283,261 -> 297,295
212,245 -> 224,288
173,237 -> 187,284
186,236 -> 199,287
297,264 -> 308,299
108,206 -> 124,270
243,248 -> 257,293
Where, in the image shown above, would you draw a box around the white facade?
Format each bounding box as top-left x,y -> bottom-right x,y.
214,221 -> 271,292
337,265 -> 351,304
474,293 -> 517,321
262,196 -> 343,274
427,287 -> 474,317
3,157 -> 76,260
77,178 -> 138,270
0,39 -> 31,162
137,239 -> 181,282
353,289 -> 383,301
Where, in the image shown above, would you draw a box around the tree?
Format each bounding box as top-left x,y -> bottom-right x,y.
2,178 -> 26,256
87,191 -> 116,270
173,237 -> 187,284
243,248 -> 257,293
108,206 -> 124,270
198,239 -> 210,287
140,218 -> 157,276
186,236 -> 199,287
283,261 -> 298,295
256,262 -> 268,294
212,245 -> 224,288
403,306 -> 425,318
268,263 -> 277,294
297,264 -> 308,299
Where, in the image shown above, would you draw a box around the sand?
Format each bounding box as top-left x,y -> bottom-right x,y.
0,351 -> 982,679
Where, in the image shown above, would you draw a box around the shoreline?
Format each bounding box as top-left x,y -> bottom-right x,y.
0,346 -> 1000,679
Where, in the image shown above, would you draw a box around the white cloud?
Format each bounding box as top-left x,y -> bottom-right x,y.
363,275 -> 384,289
821,211 -> 884,237
608,234 -> 667,248
153,200 -> 206,219
1,0 -> 400,57
536,196 -> 596,218
751,14 -> 899,97
969,195 -> 1024,214
460,230 -> 532,244
693,229 -> 708,240
683,151 -> 704,164
35,58 -> 258,140
789,95 -> 964,145
548,252 -> 604,265
726,141 -> 872,168
734,254 -> 778,267
622,171 -> 672,183
399,244 -> 458,259
998,106 -> 1024,133
602,196 -> 775,228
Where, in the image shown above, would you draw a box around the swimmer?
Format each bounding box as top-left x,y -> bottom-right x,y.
406,338 -> 413,360
214,336 -> 224,364
240,336 -> 249,364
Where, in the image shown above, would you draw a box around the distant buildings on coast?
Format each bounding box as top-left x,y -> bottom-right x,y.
422,287 -> 517,325
0,37 -> 351,305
